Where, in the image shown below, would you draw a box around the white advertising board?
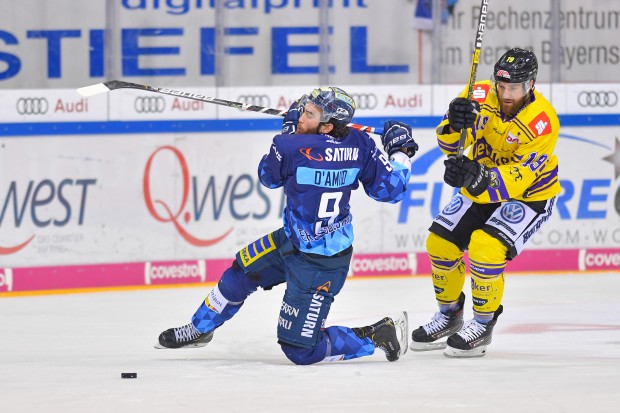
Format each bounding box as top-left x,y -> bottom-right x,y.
1,125 -> 619,268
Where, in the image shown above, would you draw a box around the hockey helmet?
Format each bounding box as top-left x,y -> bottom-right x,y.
302,87 -> 356,125
492,48 -> 538,84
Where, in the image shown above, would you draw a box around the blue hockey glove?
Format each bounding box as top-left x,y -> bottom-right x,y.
443,156 -> 489,196
381,120 -> 418,158
448,98 -> 480,132
282,99 -> 303,134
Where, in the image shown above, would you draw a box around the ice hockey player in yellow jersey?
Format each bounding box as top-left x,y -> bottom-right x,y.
410,48 -> 561,358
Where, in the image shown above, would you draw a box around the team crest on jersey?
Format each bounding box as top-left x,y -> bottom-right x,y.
509,167 -> 523,182
528,112 -> 552,136
299,147 -> 324,161
489,170 -> 500,188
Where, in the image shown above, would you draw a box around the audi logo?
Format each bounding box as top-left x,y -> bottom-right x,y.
237,94 -> 270,107
134,96 -> 166,113
16,97 -> 49,115
349,93 -> 378,110
577,91 -> 618,108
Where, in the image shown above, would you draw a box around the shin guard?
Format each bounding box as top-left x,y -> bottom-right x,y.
469,230 -> 507,321
426,232 -> 466,305
192,263 -> 258,333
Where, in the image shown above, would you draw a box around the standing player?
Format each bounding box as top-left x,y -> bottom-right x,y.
410,48 -> 561,357
156,87 -> 419,364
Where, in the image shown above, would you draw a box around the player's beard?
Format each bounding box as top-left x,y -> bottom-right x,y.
500,98 -> 523,118
296,123 -> 321,135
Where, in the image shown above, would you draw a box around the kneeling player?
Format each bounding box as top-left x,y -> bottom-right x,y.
156,87 -> 418,364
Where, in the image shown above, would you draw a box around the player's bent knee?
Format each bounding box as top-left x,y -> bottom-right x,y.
217,264 -> 259,303
279,342 -> 324,365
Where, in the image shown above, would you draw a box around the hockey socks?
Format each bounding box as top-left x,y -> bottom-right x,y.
280,326 -> 374,365
192,283 -> 244,333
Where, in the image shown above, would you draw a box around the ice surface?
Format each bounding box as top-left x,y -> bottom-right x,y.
1,273 -> 619,413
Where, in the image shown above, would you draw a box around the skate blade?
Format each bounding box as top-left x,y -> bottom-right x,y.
443,345 -> 488,358
154,342 -> 209,349
395,311 -> 409,359
410,341 -> 448,351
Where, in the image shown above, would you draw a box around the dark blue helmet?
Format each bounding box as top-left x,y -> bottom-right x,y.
305,87 -> 356,125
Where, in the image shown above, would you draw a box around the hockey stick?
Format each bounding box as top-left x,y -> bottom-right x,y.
456,0 -> 489,159
77,80 -> 383,135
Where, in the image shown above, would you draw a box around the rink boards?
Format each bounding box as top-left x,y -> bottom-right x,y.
1,84 -> 619,294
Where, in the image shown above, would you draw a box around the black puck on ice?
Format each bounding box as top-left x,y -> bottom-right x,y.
121,372 -> 137,379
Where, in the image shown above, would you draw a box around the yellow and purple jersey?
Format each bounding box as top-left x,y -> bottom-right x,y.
436,80 -> 561,203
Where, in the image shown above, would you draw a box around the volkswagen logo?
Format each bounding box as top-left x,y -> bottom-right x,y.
237,94 -> 270,107
577,91 -> 618,108
442,196 -> 463,215
500,202 -> 525,224
16,97 -> 49,115
134,96 -> 166,113
350,93 -> 378,110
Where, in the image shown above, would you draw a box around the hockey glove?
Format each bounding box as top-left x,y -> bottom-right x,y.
381,120 -> 419,158
448,98 -> 480,132
282,99 -> 303,134
443,156 -> 489,196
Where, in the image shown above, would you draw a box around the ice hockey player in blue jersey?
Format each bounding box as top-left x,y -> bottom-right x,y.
156,86 -> 418,364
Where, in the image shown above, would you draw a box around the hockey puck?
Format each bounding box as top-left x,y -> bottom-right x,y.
121,372 -> 137,379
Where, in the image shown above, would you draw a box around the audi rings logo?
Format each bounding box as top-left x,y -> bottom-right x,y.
350,93 -> 378,110
134,96 -> 166,113
16,97 -> 49,115
237,94 -> 270,107
577,91 -> 618,108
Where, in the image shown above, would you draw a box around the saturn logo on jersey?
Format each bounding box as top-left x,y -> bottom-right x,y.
300,148 -> 324,161
316,281 -> 331,293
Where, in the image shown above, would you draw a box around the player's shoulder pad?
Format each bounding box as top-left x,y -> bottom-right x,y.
346,127 -> 371,141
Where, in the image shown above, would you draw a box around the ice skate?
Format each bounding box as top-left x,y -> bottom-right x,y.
444,305 -> 503,358
354,311 -> 408,362
410,292 -> 465,351
155,322 -> 214,349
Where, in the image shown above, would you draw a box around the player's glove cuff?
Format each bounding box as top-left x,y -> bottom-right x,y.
389,151 -> 413,170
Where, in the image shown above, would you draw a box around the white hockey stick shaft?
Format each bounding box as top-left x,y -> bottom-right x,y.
77,80 -> 383,135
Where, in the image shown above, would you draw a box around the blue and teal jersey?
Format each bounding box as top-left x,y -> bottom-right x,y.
258,129 -> 411,256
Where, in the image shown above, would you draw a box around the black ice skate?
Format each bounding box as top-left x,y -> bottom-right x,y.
353,311 -> 408,362
155,322 -> 214,349
444,305 -> 503,358
410,292 -> 465,351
